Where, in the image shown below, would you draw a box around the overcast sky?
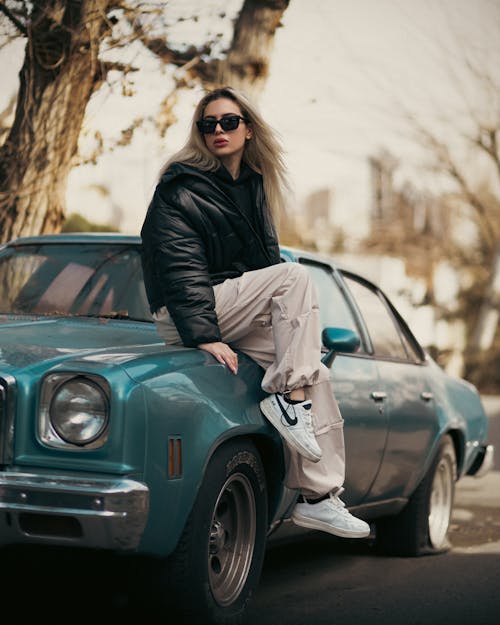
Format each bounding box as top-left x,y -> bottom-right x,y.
1,0 -> 498,238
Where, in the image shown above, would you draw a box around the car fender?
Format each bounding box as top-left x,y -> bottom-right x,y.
131,352 -> 284,556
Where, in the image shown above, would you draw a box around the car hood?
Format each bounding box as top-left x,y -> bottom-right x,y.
0,315 -> 167,374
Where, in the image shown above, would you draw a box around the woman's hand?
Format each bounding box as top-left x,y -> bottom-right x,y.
198,341 -> 238,374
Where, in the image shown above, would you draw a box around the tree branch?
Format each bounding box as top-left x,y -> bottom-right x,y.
469,126 -> 500,180
407,112 -> 497,250
0,2 -> 28,36
101,60 -> 139,73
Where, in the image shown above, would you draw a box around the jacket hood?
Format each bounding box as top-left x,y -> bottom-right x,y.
160,161 -> 258,190
160,161 -> 214,187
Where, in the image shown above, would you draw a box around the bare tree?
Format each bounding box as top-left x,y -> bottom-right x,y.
405,58 -> 499,388
363,7 -> 500,390
0,0 -> 290,243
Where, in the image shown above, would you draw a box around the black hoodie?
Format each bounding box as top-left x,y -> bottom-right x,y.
140,162 -> 281,347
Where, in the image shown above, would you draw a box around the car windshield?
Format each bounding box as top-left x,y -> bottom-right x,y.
0,242 -> 152,322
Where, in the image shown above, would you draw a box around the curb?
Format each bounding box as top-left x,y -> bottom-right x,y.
455,470 -> 500,508
481,395 -> 500,415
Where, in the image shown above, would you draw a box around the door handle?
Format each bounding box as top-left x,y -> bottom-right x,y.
420,391 -> 434,401
370,391 -> 387,402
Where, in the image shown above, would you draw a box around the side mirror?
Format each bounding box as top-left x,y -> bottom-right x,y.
321,327 -> 360,366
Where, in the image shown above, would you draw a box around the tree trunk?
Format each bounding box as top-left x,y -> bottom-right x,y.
470,243 -> 500,351
0,0 -> 111,243
217,0 -> 290,100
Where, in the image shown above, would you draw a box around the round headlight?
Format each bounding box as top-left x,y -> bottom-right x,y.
49,377 -> 109,445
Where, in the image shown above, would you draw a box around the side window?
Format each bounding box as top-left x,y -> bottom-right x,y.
344,276 -> 408,360
301,261 -> 360,336
398,323 -> 423,363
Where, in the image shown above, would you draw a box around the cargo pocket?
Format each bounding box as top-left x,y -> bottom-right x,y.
250,313 -> 272,328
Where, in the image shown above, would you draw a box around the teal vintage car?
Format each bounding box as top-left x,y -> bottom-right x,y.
0,233 -> 494,624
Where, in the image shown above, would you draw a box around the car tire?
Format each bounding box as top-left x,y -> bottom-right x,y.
164,439 -> 268,625
375,435 -> 457,557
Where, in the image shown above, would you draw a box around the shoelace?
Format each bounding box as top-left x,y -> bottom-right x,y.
300,404 -> 315,435
326,490 -> 349,512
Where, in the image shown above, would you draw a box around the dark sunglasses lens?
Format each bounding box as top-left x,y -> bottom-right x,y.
219,116 -> 240,131
197,116 -> 244,134
198,120 -> 217,134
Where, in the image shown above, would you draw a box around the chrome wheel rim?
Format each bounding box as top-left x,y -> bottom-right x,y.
428,456 -> 454,548
208,473 -> 256,607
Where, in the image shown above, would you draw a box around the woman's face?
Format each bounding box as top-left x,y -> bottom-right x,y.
201,97 -> 252,167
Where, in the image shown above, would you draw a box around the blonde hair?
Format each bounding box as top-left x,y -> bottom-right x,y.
160,86 -> 290,226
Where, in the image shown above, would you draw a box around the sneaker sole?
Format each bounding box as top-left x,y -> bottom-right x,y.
291,511 -> 371,539
260,399 -> 322,463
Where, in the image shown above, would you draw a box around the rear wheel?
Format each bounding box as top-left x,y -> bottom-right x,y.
375,435 -> 457,556
164,440 -> 268,625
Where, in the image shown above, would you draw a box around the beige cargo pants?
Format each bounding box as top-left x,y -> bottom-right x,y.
153,262 -> 345,498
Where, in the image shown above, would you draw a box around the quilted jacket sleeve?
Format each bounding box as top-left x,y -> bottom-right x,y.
142,181 -> 221,347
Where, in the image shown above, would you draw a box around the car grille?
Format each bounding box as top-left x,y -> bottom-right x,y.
0,375 -> 15,466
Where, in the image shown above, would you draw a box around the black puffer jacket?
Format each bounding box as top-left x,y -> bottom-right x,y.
140,162 -> 281,347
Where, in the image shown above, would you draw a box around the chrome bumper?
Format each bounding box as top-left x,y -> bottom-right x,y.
0,472 -> 149,550
467,444 -> 495,478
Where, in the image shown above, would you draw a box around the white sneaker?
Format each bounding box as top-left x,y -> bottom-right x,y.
292,491 -> 371,538
260,393 -> 322,463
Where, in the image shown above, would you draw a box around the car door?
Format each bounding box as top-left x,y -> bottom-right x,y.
301,259 -> 389,506
342,273 -> 439,503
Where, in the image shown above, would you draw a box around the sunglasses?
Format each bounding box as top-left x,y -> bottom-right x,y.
196,115 -> 248,135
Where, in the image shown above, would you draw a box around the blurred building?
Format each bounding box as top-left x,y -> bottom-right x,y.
299,187 -> 341,254
369,149 -> 453,241
330,149 -> 471,378
305,188 -> 334,224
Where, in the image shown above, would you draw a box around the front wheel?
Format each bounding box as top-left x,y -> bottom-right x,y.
165,440 -> 268,625
375,435 -> 457,556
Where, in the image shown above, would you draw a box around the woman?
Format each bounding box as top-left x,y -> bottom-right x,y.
140,86 -> 369,539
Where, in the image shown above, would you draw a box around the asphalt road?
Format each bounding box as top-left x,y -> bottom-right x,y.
248,394 -> 500,625
1,397 -> 499,625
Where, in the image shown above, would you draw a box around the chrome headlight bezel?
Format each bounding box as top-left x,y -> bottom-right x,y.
39,373 -> 110,450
